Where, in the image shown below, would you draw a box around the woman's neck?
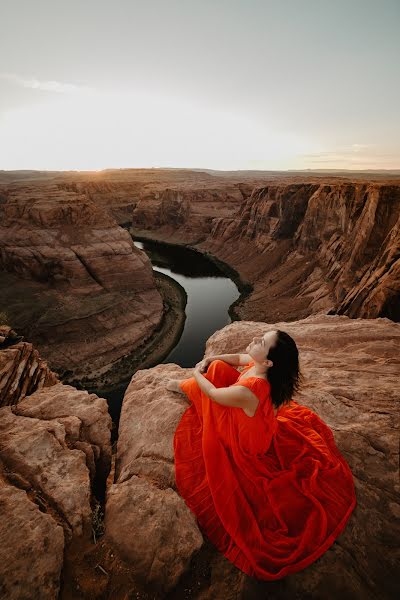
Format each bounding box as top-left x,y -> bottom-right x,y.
251,361 -> 269,379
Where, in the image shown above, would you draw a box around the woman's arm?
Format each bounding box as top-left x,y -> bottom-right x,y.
196,353 -> 253,374
193,368 -> 257,411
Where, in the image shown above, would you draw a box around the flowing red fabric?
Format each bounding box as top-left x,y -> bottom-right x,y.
173,359 -> 356,580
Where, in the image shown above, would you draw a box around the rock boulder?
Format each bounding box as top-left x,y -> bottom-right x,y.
106,314 -> 399,599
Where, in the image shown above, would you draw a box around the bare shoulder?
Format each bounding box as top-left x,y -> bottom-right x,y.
210,383 -> 259,413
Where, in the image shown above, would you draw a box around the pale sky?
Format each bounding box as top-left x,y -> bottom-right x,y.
0,0 -> 399,171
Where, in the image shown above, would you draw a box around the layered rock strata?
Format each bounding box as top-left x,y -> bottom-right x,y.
105,314 -> 399,599
131,182 -> 400,323
0,183 -> 164,384
0,326 -> 59,406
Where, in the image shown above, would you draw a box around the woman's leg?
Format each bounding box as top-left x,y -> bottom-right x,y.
167,360 -> 239,395
166,379 -> 187,394
202,359 -> 239,388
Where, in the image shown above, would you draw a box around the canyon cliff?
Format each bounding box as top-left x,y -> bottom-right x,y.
0,182 -> 164,387
1,171 -> 398,388
130,181 -> 400,323
0,314 -> 398,599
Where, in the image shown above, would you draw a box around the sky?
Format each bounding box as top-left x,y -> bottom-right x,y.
0,0 -> 399,172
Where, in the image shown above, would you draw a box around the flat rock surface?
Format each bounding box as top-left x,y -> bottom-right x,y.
108,314 -> 399,599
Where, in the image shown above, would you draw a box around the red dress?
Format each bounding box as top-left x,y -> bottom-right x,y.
173,359 -> 356,580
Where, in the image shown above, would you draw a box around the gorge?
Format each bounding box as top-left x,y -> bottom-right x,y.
0,169 -> 399,599
0,171 -> 399,390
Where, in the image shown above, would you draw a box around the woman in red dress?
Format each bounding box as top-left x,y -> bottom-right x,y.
167,329 -> 356,580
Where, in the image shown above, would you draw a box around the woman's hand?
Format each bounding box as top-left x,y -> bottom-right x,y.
195,357 -> 213,373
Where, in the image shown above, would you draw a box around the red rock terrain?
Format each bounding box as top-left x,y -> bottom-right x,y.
106,314 -> 399,599
0,340 -> 112,599
0,325 -> 59,406
0,311 -> 398,598
1,315 -> 399,598
0,170 -> 399,389
0,182 -> 163,386
0,169 -> 399,598
130,181 -> 400,323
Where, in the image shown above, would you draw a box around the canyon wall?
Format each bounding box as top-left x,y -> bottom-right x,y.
130,181 -> 400,323
0,172 -> 398,394
0,182 -> 164,384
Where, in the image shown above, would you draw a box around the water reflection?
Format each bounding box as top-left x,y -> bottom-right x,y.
133,238 -> 240,367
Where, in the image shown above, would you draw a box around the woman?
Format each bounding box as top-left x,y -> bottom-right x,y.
167,329 -> 357,580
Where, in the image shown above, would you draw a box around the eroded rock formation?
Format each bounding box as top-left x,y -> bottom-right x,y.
0,183 -> 164,385
0,362 -> 112,598
0,313 -> 398,598
131,181 -> 400,323
104,313 -> 399,599
1,171 -> 398,394
0,325 -> 59,406
0,472 -> 64,600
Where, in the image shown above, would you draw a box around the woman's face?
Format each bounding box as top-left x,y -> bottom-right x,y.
246,330 -> 278,364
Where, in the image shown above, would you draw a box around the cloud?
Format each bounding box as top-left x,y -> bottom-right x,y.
0,72 -> 91,94
300,143 -> 400,167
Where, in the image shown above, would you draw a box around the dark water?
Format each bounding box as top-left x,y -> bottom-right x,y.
99,237 -> 240,427
134,238 -> 240,367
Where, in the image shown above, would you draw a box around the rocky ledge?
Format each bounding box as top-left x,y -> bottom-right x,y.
106,313 -> 399,599
0,385 -> 112,599
0,315 -> 398,599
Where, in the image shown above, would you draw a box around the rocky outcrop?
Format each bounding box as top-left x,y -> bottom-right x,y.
105,361 -> 203,592
133,186 -> 244,237
14,383 -> 112,491
0,183 -> 164,385
0,379 -> 112,598
0,326 -> 59,406
0,472 -> 64,600
106,314 -> 399,599
132,181 -> 400,323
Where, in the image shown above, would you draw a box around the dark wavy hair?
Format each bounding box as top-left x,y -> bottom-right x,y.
265,330 -> 304,409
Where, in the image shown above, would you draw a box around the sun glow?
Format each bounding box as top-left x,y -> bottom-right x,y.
0,87 -> 317,171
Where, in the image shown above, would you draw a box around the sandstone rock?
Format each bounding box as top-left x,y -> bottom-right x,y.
104,362 -> 203,592
199,313 -> 400,599
0,473 -> 64,600
108,314 -> 399,599
106,475 -> 203,593
0,374 -> 113,598
0,407 -> 92,539
0,332 -> 59,407
14,382 -> 112,490
131,181 -> 400,323
0,183 -> 164,383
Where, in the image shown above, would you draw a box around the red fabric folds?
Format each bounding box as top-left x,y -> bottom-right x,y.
173,359 -> 356,580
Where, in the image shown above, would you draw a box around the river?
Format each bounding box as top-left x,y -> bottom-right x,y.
133,238 -> 240,367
